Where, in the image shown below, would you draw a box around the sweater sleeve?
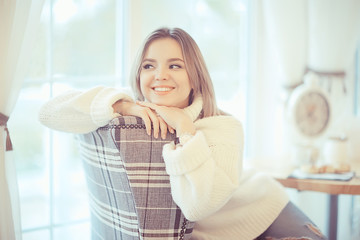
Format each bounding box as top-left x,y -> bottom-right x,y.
38,86 -> 134,133
162,116 -> 244,221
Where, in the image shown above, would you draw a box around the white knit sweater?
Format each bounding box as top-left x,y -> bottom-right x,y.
39,86 -> 289,240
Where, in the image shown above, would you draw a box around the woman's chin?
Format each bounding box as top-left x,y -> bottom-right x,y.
155,101 -> 173,107
146,97 -> 189,108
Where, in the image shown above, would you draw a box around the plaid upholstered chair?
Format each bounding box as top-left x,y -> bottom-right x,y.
77,116 -> 194,240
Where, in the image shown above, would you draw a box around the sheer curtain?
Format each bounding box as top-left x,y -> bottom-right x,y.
0,1 -> 44,239
248,0 -> 360,163
262,0 -> 360,90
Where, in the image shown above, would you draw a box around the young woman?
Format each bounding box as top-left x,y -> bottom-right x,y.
39,27 -> 326,240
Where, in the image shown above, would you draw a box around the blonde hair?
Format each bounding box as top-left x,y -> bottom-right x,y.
130,27 -> 222,118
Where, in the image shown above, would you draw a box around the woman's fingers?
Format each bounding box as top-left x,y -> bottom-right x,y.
158,117 -> 168,139
146,108 -> 160,138
142,108 -> 172,139
139,109 -> 152,136
136,101 -> 180,137
116,101 -> 174,138
137,102 -> 161,138
168,125 -> 175,134
137,106 -> 157,137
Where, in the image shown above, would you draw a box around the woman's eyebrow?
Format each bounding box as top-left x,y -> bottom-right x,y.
168,58 -> 184,62
142,58 -> 156,63
142,58 -> 184,63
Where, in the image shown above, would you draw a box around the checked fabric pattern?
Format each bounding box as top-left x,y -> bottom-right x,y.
77,116 -> 194,240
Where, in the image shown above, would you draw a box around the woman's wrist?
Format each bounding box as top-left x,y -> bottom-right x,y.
175,119 -> 196,145
174,132 -> 194,146
176,119 -> 196,137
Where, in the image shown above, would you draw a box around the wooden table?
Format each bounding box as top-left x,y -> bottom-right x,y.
275,176 -> 360,240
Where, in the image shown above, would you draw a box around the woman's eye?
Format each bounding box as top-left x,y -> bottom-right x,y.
170,64 -> 182,69
143,64 -> 154,69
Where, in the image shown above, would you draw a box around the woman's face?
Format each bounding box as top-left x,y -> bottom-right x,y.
140,38 -> 192,108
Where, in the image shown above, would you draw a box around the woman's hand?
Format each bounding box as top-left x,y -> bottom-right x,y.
136,101 -> 196,137
112,100 -> 174,139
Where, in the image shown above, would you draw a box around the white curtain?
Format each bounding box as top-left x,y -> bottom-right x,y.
262,0 -> 307,88
0,1 -> 44,239
246,0 -> 297,164
308,0 -> 360,72
247,0 -> 360,162
262,0 -> 360,86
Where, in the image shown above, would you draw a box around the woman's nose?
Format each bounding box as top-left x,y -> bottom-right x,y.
155,67 -> 169,80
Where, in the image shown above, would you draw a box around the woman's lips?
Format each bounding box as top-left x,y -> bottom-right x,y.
152,86 -> 174,95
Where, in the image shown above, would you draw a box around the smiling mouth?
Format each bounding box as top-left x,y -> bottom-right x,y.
152,87 -> 174,92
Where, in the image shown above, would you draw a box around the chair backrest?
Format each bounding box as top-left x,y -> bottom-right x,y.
77,116 -> 194,240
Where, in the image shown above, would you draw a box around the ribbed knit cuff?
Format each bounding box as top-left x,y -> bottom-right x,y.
163,131 -> 210,175
90,87 -> 134,127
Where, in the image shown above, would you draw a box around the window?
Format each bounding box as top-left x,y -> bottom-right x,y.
10,0 -> 123,239
9,0 -> 249,239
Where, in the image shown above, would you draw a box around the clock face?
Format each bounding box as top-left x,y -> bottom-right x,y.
295,91 -> 330,137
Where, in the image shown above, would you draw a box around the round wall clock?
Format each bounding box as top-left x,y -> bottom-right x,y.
287,72 -> 332,144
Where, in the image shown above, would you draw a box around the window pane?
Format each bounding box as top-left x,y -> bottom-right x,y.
54,222 -> 90,240
9,84 -> 51,230
53,131 -> 89,224
23,229 -> 50,240
52,0 -> 116,77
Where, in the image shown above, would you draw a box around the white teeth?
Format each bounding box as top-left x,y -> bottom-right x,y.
153,87 -> 172,92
